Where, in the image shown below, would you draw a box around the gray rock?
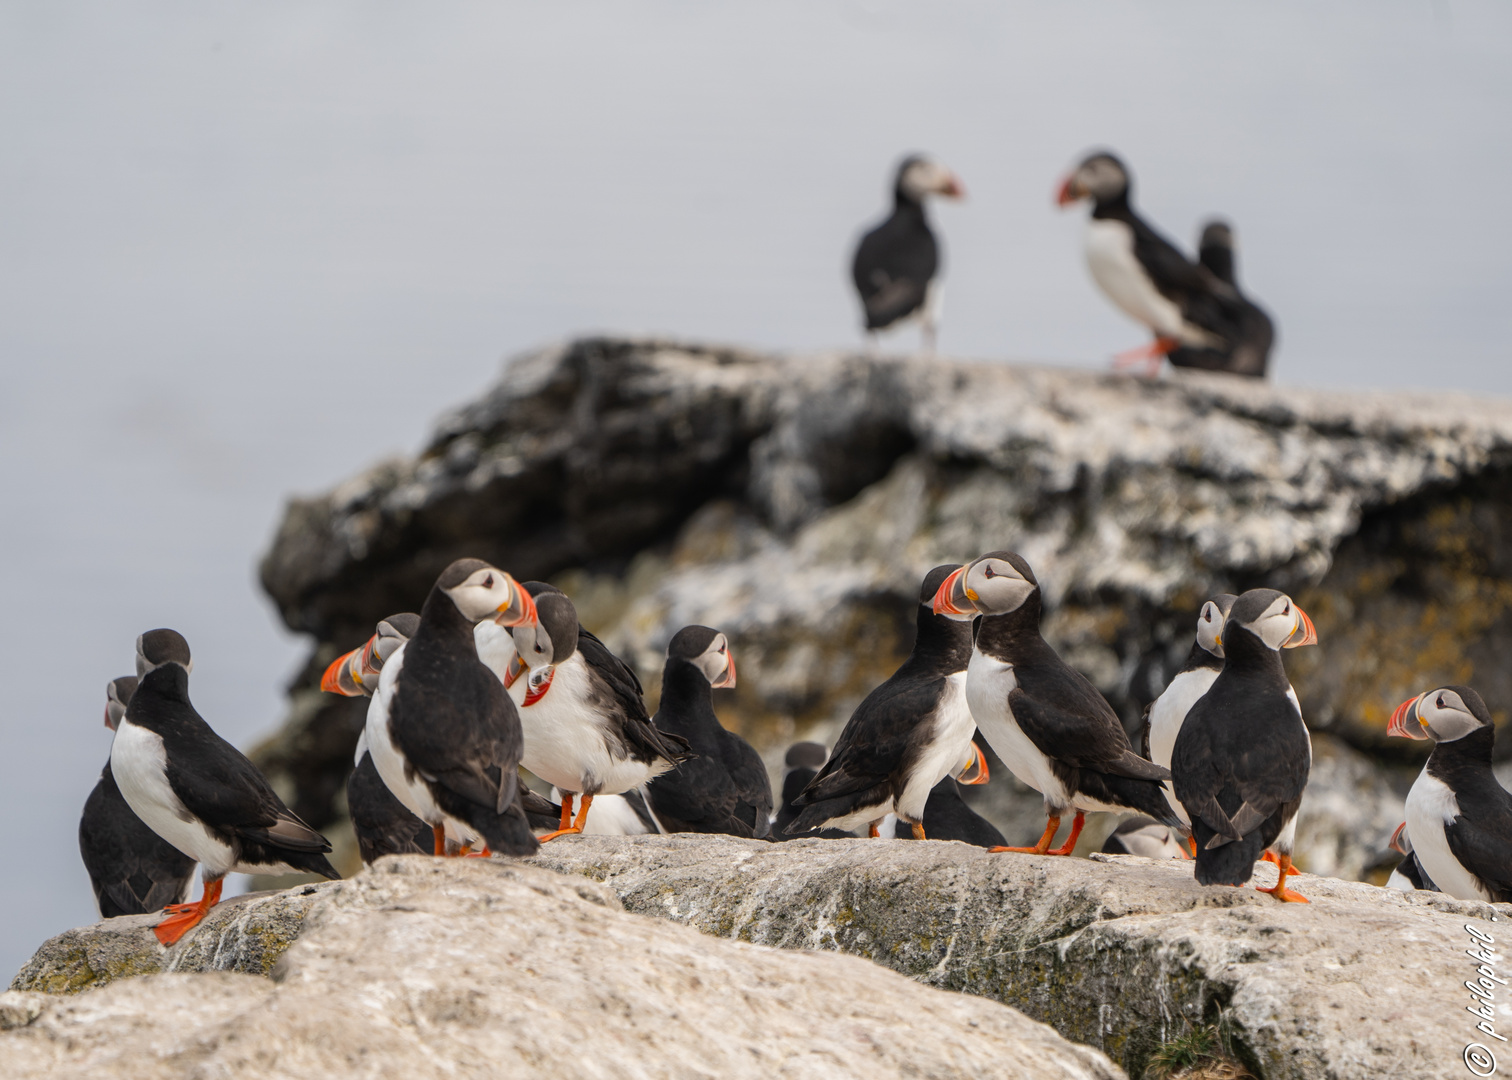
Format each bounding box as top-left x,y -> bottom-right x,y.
533,833 -> 1507,1080
1,855 -> 1122,1080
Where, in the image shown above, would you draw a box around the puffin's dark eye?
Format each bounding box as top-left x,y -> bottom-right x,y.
984,566 -> 996,579
1282,603 -> 1290,615
1437,695 -> 1445,708
1203,610 -> 1211,622
482,574 -> 494,589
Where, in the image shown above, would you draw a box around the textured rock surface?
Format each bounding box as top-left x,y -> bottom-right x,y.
534,834 -> 1506,1080
253,337 -> 1512,876
9,883 -> 334,995
1,856 -> 1121,1080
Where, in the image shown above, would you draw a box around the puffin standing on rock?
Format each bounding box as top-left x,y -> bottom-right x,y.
110,630 -> 339,944
497,583 -> 692,841
932,552 -> 1179,855
79,676 -> 196,917
1171,589 -> 1317,902
887,744 -> 1000,847
365,559 -> 542,858
1057,152 -> 1241,377
1166,221 -> 1274,378
851,155 -> 965,353
785,565 -> 979,840
1389,685 -> 1512,902
644,626 -> 771,837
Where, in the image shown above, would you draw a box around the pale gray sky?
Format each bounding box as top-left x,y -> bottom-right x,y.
2,1 -> 1509,976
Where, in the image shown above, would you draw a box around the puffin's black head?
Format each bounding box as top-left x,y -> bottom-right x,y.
1388,685 -> 1492,744
511,585 -> 579,670
1221,589 -> 1317,652
667,624 -> 736,688
1195,593 -> 1239,658
784,741 -> 828,771
435,558 -> 537,628
104,675 -> 137,731
1056,151 -> 1130,209
931,550 -> 1039,620
1197,219 -> 1236,284
320,611 -> 420,698
918,565 -> 960,606
136,629 -> 192,678
893,154 -> 965,205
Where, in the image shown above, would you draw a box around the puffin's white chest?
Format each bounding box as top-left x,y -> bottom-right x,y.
1405,767 -> 1488,902
894,671 -> 977,822
1084,218 -> 1187,339
515,656 -> 667,795
110,719 -> 234,874
1149,666 -> 1220,824
965,650 -> 1064,807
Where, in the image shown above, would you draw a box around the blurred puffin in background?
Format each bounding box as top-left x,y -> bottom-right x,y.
1384,821 -> 1439,893
1166,220 -> 1274,378
852,154 -> 965,354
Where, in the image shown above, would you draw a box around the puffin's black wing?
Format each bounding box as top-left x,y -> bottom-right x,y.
797,680 -> 942,804
721,730 -> 774,838
578,628 -> 644,701
1445,809 -> 1512,902
1127,216 -> 1210,300
851,212 -> 937,330
79,764 -> 196,917
1007,688 -> 1169,781
347,751 -> 431,863
577,631 -> 693,765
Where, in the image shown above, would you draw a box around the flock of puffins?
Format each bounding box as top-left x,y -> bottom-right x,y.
77,151 -> 1498,947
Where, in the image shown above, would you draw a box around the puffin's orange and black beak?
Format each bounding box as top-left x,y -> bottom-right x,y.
494,577 -> 538,629
1284,605 -> 1318,648
1056,175 -> 1080,207
712,649 -> 737,689
1388,822 -> 1411,856
320,634 -> 383,696
957,742 -> 990,786
931,566 -> 975,617
1388,694 -> 1429,740
940,172 -> 966,199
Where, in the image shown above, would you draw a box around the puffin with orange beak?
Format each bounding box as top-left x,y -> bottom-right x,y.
363,559 -> 542,858
851,154 -> 965,354
1057,151 -> 1240,377
787,565 -> 981,840
1171,589 -> 1318,902
932,552 -> 1178,856
643,625 -> 770,837
1389,685 -> 1512,903
1383,821 -> 1439,893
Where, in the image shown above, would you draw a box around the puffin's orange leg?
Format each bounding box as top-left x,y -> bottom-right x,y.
1113,336 -> 1178,372
558,794 -> 574,832
868,822 -> 881,838
154,877 -> 224,946
992,814 -> 1062,855
432,824 -> 447,857
571,795 -> 594,831
538,793 -> 588,843
1258,852 -> 1309,903
1045,811 -> 1086,856
911,822 -> 927,841
1187,836 -> 1197,858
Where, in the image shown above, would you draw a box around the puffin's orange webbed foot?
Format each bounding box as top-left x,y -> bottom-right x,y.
154,878 -> 223,946
991,814 -> 1063,855
1257,853 -> 1309,903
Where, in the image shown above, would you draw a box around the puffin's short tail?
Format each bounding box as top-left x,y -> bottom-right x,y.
1191,821 -> 1268,886
1079,771 -> 1184,831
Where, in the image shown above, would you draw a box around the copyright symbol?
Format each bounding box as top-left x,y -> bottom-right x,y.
1466,1043 -> 1497,1076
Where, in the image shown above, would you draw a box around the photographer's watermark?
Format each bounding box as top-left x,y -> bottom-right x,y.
1464,918 -> 1504,1076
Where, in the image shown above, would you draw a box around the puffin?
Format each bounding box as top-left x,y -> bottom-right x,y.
851,155 -> 965,353
1057,152 -> 1243,377
932,551 -> 1179,855
1144,594 -> 1238,828
1100,816 -> 1191,860
1167,220 -> 1275,378
773,743 -> 850,840
495,583 -> 692,841
785,565 -> 978,839
1388,685 -> 1512,903
109,630 -> 339,944
320,613 -> 446,863
1171,589 -> 1317,902
887,743 -> 1001,847
78,675 -> 196,918
1384,821 -> 1439,893
643,625 -> 772,838
364,559 -> 542,859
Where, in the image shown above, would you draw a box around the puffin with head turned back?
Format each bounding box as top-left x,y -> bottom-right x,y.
887,742 -> 1000,847
364,559 -> 542,859
644,625 -> 770,837
1057,152 -> 1242,377
79,675 -> 197,917
1389,685 -> 1512,903
1166,220 -> 1275,378
110,630 -> 339,944
1384,821 -> 1439,893
933,551 -> 1179,855
851,155 -> 965,354
1171,588 -> 1317,902
786,565 -> 979,840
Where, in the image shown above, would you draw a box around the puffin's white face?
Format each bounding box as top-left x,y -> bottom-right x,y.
1229,593 -> 1315,651
443,566 -> 535,626
1058,154 -> 1128,206
1393,688 -> 1483,744
511,619 -> 558,670
372,624 -> 408,664
900,158 -> 965,201
689,632 -> 737,688
1195,600 -> 1226,657
104,681 -> 131,731
963,556 -> 1035,616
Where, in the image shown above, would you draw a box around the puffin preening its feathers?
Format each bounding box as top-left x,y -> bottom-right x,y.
109,630 -> 339,944
1389,685 -> 1512,903
644,625 -> 771,838
932,552 -> 1179,855
1058,152 -> 1266,379
786,565 -> 978,839
79,675 -> 196,917
852,155 -> 964,353
364,559 -> 542,860
1171,589 -> 1317,902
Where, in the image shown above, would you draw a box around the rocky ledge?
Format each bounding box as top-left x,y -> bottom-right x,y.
11,837 -> 1499,1079
253,337 -> 1512,881
3,853 -> 1119,1080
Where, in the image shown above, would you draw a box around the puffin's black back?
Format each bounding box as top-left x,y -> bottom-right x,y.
890,778 -> 1006,848
575,629 -> 693,768
851,161 -> 939,330
347,750 -> 433,863
129,663 -> 339,879
78,761 -> 196,916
